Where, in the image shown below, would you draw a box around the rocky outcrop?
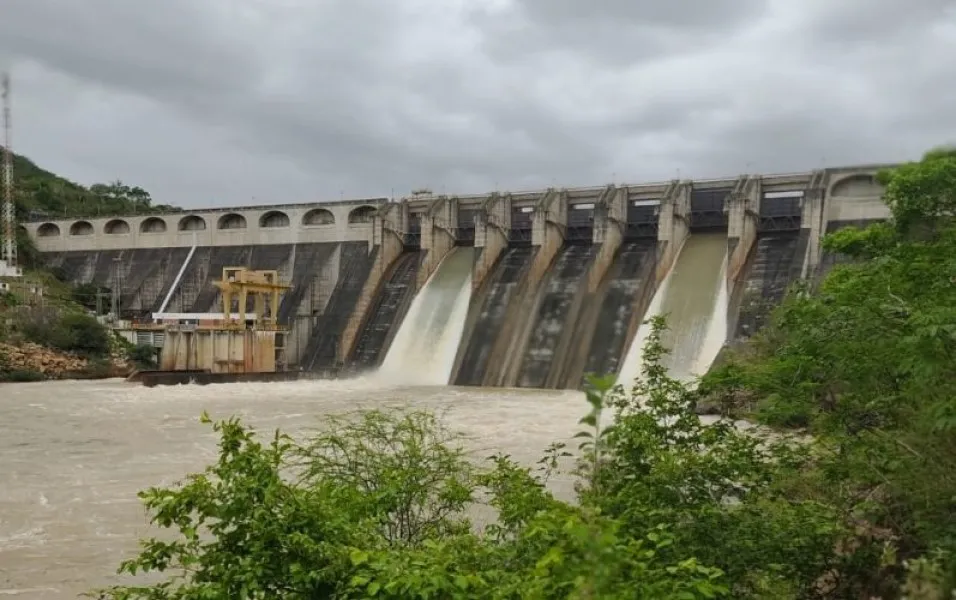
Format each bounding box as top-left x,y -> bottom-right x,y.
0,342 -> 131,381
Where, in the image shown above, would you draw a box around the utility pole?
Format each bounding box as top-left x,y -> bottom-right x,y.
1,72 -> 16,270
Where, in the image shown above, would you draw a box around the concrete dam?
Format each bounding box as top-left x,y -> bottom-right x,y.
23,166 -> 893,388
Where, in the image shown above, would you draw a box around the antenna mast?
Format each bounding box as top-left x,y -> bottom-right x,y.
1,72 -> 15,269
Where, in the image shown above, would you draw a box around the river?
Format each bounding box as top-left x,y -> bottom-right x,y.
0,378 -> 584,599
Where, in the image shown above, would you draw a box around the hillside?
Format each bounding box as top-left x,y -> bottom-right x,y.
3,147 -> 178,266
5,147 -> 177,219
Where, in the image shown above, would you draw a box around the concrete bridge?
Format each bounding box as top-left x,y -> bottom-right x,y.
23,164 -> 893,387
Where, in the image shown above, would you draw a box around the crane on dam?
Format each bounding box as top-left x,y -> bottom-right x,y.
213,266 -> 291,329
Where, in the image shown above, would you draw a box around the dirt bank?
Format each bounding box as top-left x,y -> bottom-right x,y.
0,342 -> 132,382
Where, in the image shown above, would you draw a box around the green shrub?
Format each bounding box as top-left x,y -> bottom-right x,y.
18,310 -> 111,357
0,368 -> 45,382
128,344 -> 158,369
0,291 -> 18,308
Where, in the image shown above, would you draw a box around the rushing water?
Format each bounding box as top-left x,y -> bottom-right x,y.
0,235 -> 735,597
618,233 -> 729,386
0,378 -> 582,598
377,247 -> 474,385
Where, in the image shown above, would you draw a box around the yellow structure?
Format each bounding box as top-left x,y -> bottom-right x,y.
213,267 -> 291,328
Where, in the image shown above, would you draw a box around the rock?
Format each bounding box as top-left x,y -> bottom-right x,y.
0,341 -> 132,380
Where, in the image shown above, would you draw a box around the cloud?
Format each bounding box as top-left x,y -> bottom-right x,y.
1,0 -> 954,207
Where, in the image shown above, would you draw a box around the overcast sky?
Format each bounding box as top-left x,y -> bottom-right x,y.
1,0 -> 955,208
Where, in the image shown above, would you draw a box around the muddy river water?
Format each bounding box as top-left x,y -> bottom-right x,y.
0,378 -> 585,598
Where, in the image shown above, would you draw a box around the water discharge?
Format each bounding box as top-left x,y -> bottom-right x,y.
0,378 -> 581,598
0,239 -> 735,598
618,233 -> 729,386
376,247 -> 474,385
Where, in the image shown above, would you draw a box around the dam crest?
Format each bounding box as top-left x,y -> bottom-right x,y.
23,166 -> 893,388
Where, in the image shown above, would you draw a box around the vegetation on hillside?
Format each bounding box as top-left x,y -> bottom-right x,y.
4,147 -> 178,267
0,150 -> 167,379
0,269 -> 137,381
89,147 -> 956,599
0,282 -> 120,381
7,148 -> 176,219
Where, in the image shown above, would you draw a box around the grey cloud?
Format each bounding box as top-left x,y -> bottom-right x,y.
506,0 -> 770,30
0,1 -> 954,207
474,0 -> 771,66
800,0 -> 956,47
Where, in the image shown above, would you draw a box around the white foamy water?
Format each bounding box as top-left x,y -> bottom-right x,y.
377,247 -> 474,386
0,378 -> 582,599
618,233 -> 729,387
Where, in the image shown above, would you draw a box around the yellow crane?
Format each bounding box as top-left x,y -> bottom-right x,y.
213,267 -> 291,329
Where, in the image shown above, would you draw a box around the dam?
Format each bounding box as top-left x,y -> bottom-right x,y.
23,166 -> 893,388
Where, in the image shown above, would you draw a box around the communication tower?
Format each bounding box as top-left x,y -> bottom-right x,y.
1,72 -> 16,271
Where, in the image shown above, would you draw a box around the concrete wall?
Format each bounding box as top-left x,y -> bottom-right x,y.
726,175 -> 760,286
588,186 -> 625,292
527,189 -> 566,286
27,166 -> 898,269
655,181 -> 689,282
418,196 -> 456,289
803,167 -> 893,276
473,192 -> 511,291
159,329 -> 278,373
338,204 -> 406,361
24,198 -> 387,252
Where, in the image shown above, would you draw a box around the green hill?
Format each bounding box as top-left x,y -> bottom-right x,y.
2,147 -> 177,265
5,147 -> 177,219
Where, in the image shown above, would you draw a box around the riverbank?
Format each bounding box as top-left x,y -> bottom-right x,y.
0,341 -> 133,382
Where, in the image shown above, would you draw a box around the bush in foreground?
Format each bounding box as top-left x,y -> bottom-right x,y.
91,149 -> 956,599
91,318 -> 948,599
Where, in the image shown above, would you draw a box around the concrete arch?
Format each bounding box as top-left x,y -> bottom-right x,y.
178,215 -> 207,231
140,217 -> 167,233
303,207 -> 335,226
69,220 -> 94,236
37,222 -> 61,237
259,210 -> 290,228
218,212 -> 247,230
830,173 -> 882,198
348,205 -> 377,224
104,218 -> 131,234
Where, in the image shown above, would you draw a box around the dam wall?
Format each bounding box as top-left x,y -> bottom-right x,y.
25,198 -> 385,252
813,170 -> 892,280
26,164 -> 897,386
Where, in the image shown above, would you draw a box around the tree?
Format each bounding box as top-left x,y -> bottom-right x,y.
90,180 -> 154,214
702,147 -> 956,597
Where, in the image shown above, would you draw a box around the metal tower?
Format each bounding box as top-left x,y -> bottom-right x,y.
1,72 -> 15,269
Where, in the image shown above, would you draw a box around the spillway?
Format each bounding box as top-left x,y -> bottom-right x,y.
303,242 -> 377,372
576,240 -> 657,384
453,246 -> 535,386
348,251 -> 423,369
377,247 -> 474,385
618,233 -> 729,386
515,245 -> 595,388
733,233 -> 803,338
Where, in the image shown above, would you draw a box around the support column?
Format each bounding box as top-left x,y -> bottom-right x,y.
339,203 -> 405,361
588,185 -> 625,292
655,180 -> 689,283
527,188 -> 566,286
473,192 -> 510,290
802,170 -> 828,278
726,175 -> 760,286
418,195 -> 456,289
